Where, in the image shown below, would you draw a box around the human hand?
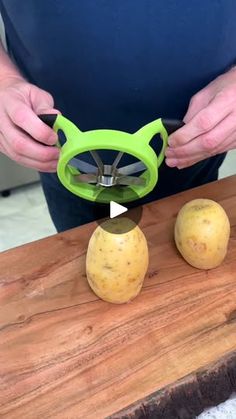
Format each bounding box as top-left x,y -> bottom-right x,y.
165,68 -> 236,168
0,76 -> 60,172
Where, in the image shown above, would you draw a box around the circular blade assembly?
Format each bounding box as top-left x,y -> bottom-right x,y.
71,150 -> 147,188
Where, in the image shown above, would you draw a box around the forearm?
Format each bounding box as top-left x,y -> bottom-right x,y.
0,41 -> 23,85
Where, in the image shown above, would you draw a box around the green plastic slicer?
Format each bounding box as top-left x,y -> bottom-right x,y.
39,114 -> 183,204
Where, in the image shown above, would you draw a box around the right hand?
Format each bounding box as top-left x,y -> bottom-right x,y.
0,76 -> 60,172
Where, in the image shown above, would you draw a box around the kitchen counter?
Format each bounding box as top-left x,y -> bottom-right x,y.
0,176 -> 236,418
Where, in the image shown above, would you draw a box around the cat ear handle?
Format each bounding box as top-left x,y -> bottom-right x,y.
162,119 -> 184,134
38,113 -> 58,128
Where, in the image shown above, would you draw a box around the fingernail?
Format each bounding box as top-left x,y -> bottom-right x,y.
165,147 -> 174,157
52,161 -> 58,169
168,139 -> 175,147
166,158 -> 178,167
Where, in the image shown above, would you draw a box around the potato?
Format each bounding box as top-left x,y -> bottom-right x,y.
174,198 -> 230,269
86,218 -> 149,304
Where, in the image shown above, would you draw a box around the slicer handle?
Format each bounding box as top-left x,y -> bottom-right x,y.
162,119 -> 184,134
38,113 -> 58,128
38,113 -> 63,148
38,113 -> 81,150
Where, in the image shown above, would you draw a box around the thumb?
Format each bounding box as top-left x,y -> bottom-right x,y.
29,85 -> 59,115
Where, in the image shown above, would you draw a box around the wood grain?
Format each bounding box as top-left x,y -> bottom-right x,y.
0,175 -> 236,419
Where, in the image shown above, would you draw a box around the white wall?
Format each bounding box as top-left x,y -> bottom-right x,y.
0,14 -> 6,48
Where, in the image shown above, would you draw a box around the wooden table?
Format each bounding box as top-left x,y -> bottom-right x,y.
1,176 -> 236,419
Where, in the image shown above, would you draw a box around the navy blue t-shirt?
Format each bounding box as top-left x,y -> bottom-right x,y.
0,1 -> 235,197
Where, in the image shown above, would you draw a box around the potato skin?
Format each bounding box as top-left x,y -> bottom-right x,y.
174,199 -> 230,269
86,218 -> 149,304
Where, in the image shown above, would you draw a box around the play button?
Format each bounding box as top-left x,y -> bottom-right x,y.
92,187 -> 143,233
110,201 -> 127,218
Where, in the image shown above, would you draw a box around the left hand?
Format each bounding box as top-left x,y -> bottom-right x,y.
165,67 -> 236,168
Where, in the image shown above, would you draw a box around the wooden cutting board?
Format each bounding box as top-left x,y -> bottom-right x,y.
0,176 -> 236,419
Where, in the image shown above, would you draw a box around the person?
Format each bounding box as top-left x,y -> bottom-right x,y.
0,1 -> 236,232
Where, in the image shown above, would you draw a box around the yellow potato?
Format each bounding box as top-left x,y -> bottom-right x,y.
86,218 -> 149,304
174,198 -> 230,269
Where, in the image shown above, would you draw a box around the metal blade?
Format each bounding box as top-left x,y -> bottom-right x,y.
90,150 -> 104,175
69,158 -> 98,173
111,152 -> 124,173
117,176 -> 146,186
118,161 -> 146,176
74,173 -> 98,184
